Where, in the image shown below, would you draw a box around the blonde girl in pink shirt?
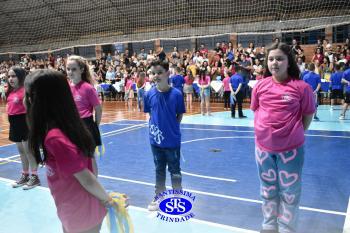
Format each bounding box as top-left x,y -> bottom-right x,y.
67,56 -> 102,175
7,67 -> 40,189
251,42 -> 315,233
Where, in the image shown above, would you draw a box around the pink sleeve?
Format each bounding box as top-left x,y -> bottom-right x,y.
207,76 -> 211,84
300,84 -> 316,115
45,132 -> 86,178
250,85 -> 259,111
87,86 -> 101,107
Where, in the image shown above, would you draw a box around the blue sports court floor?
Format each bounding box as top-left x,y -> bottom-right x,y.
0,105 -> 349,233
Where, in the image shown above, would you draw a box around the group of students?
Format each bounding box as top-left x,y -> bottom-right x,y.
7,56 -> 113,233
145,42 -> 317,233
4,41 -> 324,233
169,65 -> 248,118
301,62 -> 350,121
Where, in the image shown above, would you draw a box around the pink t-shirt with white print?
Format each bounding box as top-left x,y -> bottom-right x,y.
6,87 -> 26,115
198,76 -> 211,85
44,128 -> 106,233
222,76 -> 231,91
251,76 -> 315,152
70,81 -> 100,118
125,79 -> 133,91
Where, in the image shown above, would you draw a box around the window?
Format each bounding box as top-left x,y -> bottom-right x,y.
333,24 -> 350,43
282,29 -> 325,44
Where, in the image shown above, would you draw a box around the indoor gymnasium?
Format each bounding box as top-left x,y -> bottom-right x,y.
0,1 -> 350,233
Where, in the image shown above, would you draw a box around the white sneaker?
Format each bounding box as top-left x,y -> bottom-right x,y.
339,115 -> 345,120
147,199 -> 159,211
330,106 -> 334,111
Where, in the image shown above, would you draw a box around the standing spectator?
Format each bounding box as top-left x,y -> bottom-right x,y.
230,69 -> 246,118
303,63 -> 321,121
339,68 -> 350,120
329,64 -> 344,110
171,67 -> 185,94
184,69 -> 194,110
222,70 -> 231,110
136,72 -> 146,111
198,69 -> 212,116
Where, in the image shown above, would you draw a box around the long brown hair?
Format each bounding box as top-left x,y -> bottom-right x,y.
264,42 -> 301,79
67,55 -> 95,85
137,72 -> 146,88
186,69 -> 194,81
6,67 -> 27,98
25,69 -> 95,164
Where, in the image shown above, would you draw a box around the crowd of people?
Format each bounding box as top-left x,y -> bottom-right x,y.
1,38 -> 350,109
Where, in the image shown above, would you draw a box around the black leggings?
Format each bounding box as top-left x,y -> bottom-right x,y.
231,91 -> 244,117
223,91 -> 231,108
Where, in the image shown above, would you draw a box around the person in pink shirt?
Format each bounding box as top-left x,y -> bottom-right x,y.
136,72 -> 147,111
222,70 -> 231,110
67,56 -> 102,175
6,67 -> 41,190
124,74 -> 135,111
198,69 -> 211,116
184,69 -> 195,110
24,69 -> 116,233
251,42 -> 315,233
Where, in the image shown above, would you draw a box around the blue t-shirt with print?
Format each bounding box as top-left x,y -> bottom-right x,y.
303,71 -> 321,91
343,68 -> 350,93
230,73 -> 243,91
330,71 -> 343,90
144,86 -> 186,148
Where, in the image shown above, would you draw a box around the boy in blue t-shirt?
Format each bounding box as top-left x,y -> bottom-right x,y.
171,66 -> 185,94
303,63 -> 321,120
340,68 -> 350,120
329,64 -> 344,109
144,60 -> 186,211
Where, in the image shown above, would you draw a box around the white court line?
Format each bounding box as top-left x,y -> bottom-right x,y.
305,134 -> 350,139
102,125 -> 147,138
1,129 -> 347,217
108,123 -> 139,126
105,121 -> 350,138
182,127 -> 254,133
182,136 -> 255,144
182,171 -> 237,183
98,174 -> 346,216
0,154 -> 20,162
0,176 -> 258,233
101,123 -> 147,136
2,154 -> 20,160
343,197 -> 350,233
0,171 -> 346,217
181,127 -> 350,139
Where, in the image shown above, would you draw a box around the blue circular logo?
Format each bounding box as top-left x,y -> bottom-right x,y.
159,197 -> 192,215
